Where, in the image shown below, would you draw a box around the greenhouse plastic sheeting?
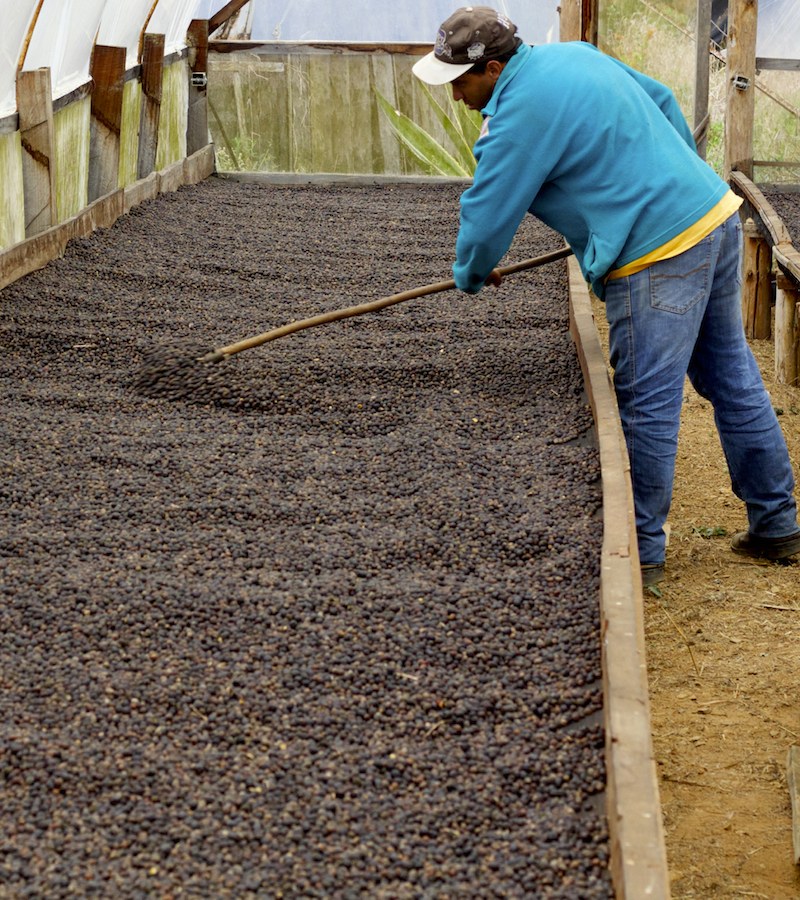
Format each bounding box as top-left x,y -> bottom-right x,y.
25,0 -> 108,101
97,0 -> 164,72
757,0 -> 799,58
0,0 -> 38,118
253,1 -> 560,45
1,0 -> 797,121
148,0 -> 208,56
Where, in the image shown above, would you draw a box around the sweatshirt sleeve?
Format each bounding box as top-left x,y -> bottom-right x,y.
453,126 -> 551,293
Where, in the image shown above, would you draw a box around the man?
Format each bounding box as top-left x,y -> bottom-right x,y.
413,7 -> 800,586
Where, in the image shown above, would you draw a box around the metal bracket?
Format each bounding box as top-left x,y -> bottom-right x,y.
191,72 -> 208,88
732,74 -> 750,91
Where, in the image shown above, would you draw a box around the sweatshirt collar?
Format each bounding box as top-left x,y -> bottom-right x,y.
482,43 -> 533,117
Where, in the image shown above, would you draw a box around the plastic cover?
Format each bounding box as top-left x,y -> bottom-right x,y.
24,0 -> 108,101
1,0 -> 797,121
757,0 -> 799,58
148,0 -> 206,56
254,0 -> 560,45
97,0 -> 164,72
0,0 -> 39,117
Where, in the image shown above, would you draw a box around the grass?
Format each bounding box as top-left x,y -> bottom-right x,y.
598,0 -> 800,181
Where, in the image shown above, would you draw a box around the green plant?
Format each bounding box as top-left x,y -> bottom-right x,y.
215,133 -> 274,172
690,524 -> 728,538
374,82 -> 481,177
599,0 -> 800,179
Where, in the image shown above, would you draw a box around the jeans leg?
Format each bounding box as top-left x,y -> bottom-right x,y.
604,249 -> 712,565
687,215 -> 798,537
605,213 -> 799,565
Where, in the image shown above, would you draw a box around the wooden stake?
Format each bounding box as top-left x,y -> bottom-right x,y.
694,0 -> 712,159
775,271 -> 799,385
17,67 -> 57,236
742,219 -> 773,339
788,746 -> 800,865
724,0 -> 757,179
187,19 -> 210,156
89,45 -> 126,202
137,33 -> 165,180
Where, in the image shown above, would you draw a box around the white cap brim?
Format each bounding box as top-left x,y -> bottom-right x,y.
412,51 -> 474,85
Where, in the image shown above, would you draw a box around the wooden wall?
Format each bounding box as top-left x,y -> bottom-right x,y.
0,52 -> 202,258
207,44 -> 453,176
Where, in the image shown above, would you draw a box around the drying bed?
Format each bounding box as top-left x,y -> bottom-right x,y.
0,179 -> 611,897
763,187 -> 800,245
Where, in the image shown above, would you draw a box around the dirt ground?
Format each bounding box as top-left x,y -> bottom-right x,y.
592,296 -> 800,899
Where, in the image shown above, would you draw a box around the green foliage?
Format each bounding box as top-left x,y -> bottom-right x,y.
599,0 -> 800,179
374,85 -> 481,177
705,120 -> 725,179
690,525 -> 728,538
215,133 -> 274,173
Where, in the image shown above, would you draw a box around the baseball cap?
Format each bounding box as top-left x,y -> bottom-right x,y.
412,6 -> 521,85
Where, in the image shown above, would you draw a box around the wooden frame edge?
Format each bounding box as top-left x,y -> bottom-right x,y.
568,257 -> 671,900
0,145 -> 216,292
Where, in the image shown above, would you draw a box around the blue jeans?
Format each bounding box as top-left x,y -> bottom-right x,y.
603,213 -> 798,565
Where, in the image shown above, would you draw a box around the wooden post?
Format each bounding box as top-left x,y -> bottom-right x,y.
137,33 -> 165,180
187,19 -> 210,156
694,0 -> 712,158
789,746 -> 800,866
559,0 -> 598,43
742,218 -> 773,339
89,45 -> 127,202
559,0 -> 582,42
775,271 -> 799,385
17,68 -> 57,236
724,0 -> 757,179
581,0 -> 599,45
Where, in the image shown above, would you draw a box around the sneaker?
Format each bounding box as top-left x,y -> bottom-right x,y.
641,563 -> 665,586
731,529 -> 800,560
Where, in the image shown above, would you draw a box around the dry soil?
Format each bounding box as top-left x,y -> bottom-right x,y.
592,240 -> 800,898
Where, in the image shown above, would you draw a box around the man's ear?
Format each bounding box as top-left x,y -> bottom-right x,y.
486,60 -> 506,82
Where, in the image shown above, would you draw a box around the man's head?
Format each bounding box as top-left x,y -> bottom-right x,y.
412,6 -> 522,86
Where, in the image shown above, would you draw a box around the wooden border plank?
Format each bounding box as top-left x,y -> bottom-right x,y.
569,258 -> 671,900
0,146 -> 215,292
789,746 -> 800,865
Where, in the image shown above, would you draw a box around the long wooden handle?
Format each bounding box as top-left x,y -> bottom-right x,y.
201,246 -> 572,363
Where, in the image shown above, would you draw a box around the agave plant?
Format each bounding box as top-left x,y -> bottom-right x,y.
375,81 -> 482,177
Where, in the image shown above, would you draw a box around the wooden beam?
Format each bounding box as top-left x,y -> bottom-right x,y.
17,67 -> 57,236
694,0 -> 712,158
724,0 -> 757,179
187,19 -> 210,156
89,45 -> 126,202
568,259 -> 671,900
137,33 -> 165,180
559,0 -> 582,42
209,0 -> 251,34
775,272 -> 799,386
789,746 -> 800,866
756,57 -> 800,71
581,0 -> 599,45
742,218 -> 773,339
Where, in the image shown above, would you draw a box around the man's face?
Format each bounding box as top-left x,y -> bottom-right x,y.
449,61 -> 504,112
450,71 -> 496,111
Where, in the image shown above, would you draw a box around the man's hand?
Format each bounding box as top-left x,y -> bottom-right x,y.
485,268 -> 503,288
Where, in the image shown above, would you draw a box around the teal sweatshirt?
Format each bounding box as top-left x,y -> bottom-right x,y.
454,42 -> 729,298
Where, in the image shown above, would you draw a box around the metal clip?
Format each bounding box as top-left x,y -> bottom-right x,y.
191,72 -> 208,88
732,74 -> 750,91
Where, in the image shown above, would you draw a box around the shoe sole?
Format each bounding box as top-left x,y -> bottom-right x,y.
731,531 -> 800,560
